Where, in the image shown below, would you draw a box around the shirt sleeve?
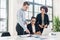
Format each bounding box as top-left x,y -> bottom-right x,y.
22,11 -> 27,24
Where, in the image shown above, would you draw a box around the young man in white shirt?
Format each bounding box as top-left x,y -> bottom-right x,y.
16,1 -> 30,35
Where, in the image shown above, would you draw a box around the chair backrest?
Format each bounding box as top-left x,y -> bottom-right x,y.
1,32 -> 11,37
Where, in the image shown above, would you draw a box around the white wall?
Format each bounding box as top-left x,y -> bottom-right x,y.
53,0 -> 60,18
8,0 -> 25,36
9,0 -> 14,36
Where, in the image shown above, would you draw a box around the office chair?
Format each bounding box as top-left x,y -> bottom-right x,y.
1,32 -> 11,37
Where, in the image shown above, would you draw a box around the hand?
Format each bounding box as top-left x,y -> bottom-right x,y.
34,31 -> 42,35
39,24 -> 43,28
44,25 -> 48,28
25,29 -> 30,34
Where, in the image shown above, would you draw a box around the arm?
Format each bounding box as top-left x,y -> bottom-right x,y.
44,15 -> 49,28
34,25 -> 42,35
27,25 -> 29,31
36,14 -> 39,24
47,15 -> 49,25
23,11 -> 27,25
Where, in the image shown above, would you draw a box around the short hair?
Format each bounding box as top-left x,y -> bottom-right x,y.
23,1 -> 30,6
31,16 -> 36,20
40,6 -> 48,13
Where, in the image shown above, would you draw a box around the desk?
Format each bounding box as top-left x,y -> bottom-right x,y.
0,33 -> 60,40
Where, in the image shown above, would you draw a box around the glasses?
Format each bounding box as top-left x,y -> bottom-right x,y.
31,20 -> 36,22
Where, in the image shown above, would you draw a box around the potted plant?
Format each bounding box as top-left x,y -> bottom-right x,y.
53,16 -> 60,32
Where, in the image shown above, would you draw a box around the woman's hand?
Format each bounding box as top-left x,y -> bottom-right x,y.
34,31 -> 42,35
39,24 -> 44,28
44,24 -> 48,28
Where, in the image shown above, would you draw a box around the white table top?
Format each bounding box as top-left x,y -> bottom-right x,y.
0,33 -> 60,40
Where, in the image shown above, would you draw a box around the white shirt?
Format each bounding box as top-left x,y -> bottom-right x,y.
42,15 -> 44,26
17,8 -> 27,31
32,26 -> 35,33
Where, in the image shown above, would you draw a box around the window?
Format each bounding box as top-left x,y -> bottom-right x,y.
35,0 -> 45,5
48,8 -> 52,21
46,0 -> 52,6
25,0 -> 53,29
25,4 -> 33,20
0,0 -> 8,32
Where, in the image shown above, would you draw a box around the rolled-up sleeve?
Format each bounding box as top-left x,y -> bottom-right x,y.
17,10 -> 27,31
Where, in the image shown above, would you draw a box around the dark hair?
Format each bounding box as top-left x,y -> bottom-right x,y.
40,6 -> 48,13
31,16 -> 36,20
23,1 -> 30,6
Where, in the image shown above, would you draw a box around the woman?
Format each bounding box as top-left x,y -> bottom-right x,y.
36,6 -> 49,34
27,17 -> 41,35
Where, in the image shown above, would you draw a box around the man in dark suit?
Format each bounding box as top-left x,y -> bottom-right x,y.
36,6 -> 49,34
27,17 -> 41,35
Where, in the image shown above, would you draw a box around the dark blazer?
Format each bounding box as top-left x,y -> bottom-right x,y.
27,23 -> 39,34
36,13 -> 49,25
36,13 -> 49,33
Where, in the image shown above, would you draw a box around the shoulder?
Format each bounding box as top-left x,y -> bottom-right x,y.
17,9 -> 21,14
17,9 -> 23,15
27,23 -> 31,26
37,13 -> 41,15
45,14 -> 48,17
36,13 -> 41,17
17,9 -> 23,13
27,23 -> 31,29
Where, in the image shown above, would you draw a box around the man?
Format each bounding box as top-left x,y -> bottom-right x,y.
16,1 -> 30,35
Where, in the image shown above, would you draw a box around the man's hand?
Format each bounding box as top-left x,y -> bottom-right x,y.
25,29 -> 30,34
39,24 -> 43,28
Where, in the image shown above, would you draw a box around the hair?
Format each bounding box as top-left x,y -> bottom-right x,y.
23,1 -> 30,6
40,6 -> 48,13
31,16 -> 36,20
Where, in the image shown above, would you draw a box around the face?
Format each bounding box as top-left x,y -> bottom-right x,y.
40,8 -> 45,14
23,5 -> 29,11
31,18 -> 36,24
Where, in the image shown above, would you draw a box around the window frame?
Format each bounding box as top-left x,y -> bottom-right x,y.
26,0 -> 53,22
0,0 -> 8,33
